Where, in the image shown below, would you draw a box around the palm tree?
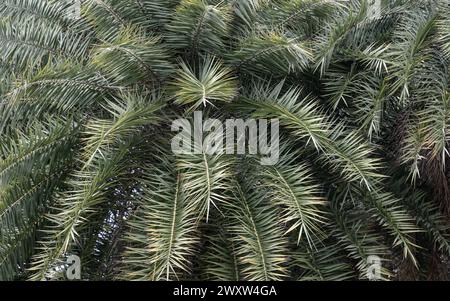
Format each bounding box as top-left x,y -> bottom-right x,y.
0,0 -> 448,281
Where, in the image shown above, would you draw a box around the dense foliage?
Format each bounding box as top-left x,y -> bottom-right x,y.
0,0 -> 449,281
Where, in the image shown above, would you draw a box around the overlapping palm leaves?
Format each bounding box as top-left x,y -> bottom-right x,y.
0,0 -> 448,281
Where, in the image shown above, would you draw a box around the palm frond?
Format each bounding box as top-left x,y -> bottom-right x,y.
229,31 -> 312,76
226,180 -> 289,281
119,161 -> 199,280
92,27 -> 174,86
292,237 -> 355,281
236,81 -> 384,189
165,0 -> 231,55
256,143 -> 328,246
171,56 -> 238,112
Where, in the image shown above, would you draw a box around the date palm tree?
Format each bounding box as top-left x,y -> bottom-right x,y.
0,0 -> 449,281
